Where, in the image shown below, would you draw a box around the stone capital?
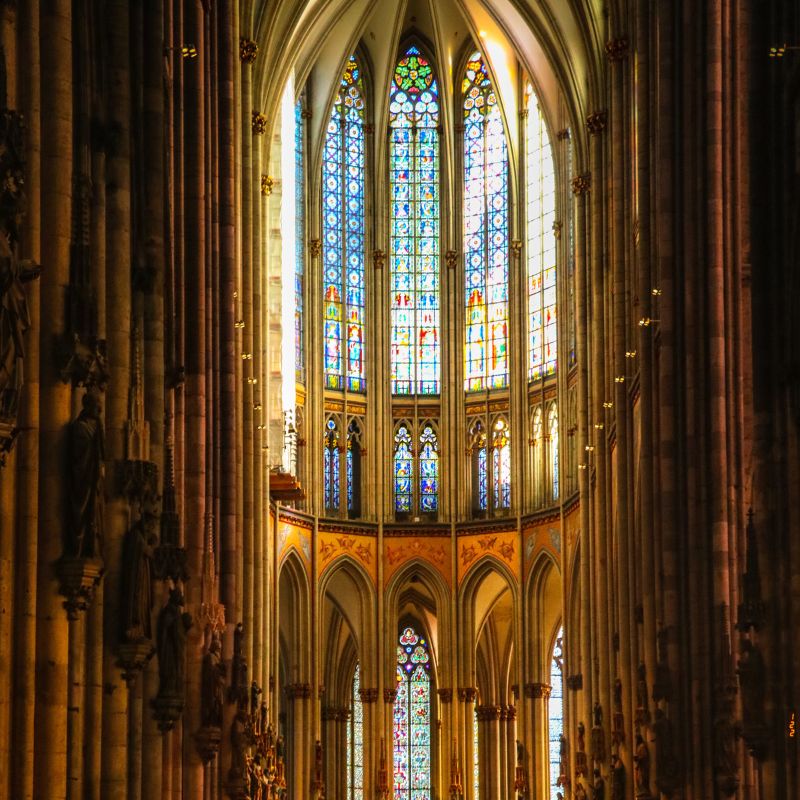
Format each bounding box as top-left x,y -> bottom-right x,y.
524,681 -> 552,699
571,174 -> 591,196
240,38 -> 258,63
437,688 -> 453,703
251,111 -> 267,135
586,110 -> 607,135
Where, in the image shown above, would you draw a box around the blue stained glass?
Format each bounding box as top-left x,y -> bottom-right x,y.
324,419 -> 340,511
526,84 -> 557,380
295,98 -> 306,383
548,628 -> 564,800
390,46 -> 440,395
419,425 -> 438,513
394,627 -> 431,800
394,425 -> 413,513
463,52 -> 509,392
324,56 -> 366,392
492,418 -> 511,509
549,403 -> 559,501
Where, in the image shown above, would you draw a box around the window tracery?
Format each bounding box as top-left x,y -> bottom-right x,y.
548,627 -> 564,800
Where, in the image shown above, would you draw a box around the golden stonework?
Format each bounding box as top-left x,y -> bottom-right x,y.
309,239 -> 322,258
240,38 -> 258,63
252,111 -> 267,135
260,175 -> 274,196
586,110 -> 608,135
572,173 -> 591,195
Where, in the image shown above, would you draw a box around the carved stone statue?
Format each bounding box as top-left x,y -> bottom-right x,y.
229,705 -> 252,781
119,504 -> 156,641
610,755 -> 625,800
577,721 -> 586,752
66,391 -> 105,558
250,680 -> 263,715
591,702 -> 605,762
156,588 -> 192,699
516,739 -> 524,765
737,639 -> 765,724
651,708 -> 680,794
592,769 -> 605,800
201,632 -> 226,728
634,733 -> 650,793
229,622 -> 248,706
574,782 -> 588,800
636,662 -> 650,725
0,236 -> 35,419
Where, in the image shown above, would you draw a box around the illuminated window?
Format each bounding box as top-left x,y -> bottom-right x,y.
394,424 -> 413,514
526,83 -> 557,380
474,707 -> 480,798
323,56 -> 366,392
492,417 -> 511,510
347,419 -> 363,517
470,420 -> 489,512
548,627 -> 564,800
419,424 -> 439,514
295,97 -> 306,384
324,418 -> 341,512
531,406 -> 543,508
347,663 -> 364,800
463,51 -> 509,391
548,402 -> 559,501
393,626 -> 431,799
390,45 -> 440,395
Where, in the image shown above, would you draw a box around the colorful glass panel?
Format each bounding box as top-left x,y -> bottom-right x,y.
324,419 -> 340,511
492,419 -> 511,509
323,56 -> 366,392
526,84 -> 557,380
463,52 -> 509,391
393,627 -> 431,800
348,663 -> 364,800
548,628 -> 564,800
549,403 -> 559,501
394,425 -> 413,513
390,45 -> 440,395
419,424 -> 438,513
295,98 -> 305,383
473,707 -> 480,798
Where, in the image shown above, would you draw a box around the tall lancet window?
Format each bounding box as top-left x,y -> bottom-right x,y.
347,663 -> 364,800
393,423 -> 414,514
463,51 -> 509,391
324,418 -> 341,512
548,402 -> 559,501
525,83 -> 557,380
548,627 -> 564,800
393,626 -> 432,799
389,45 -> 441,395
295,97 -> 306,384
492,417 -> 511,510
419,423 -> 439,514
323,56 -> 366,392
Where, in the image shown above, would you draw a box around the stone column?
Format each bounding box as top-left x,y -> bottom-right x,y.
476,704 -> 501,800
524,683 -> 551,800
33,0 -> 73,796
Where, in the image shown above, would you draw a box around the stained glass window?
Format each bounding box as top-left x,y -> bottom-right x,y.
323,56 -> 366,392
390,45 -> 440,395
531,406 -> 543,508
419,424 -> 439,514
348,663 -> 364,800
295,97 -> 306,384
548,403 -> 559,501
324,419 -> 341,511
463,52 -> 509,392
394,424 -> 413,514
393,626 -> 431,799
526,83 -> 557,380
548,627 -> 564,800
470,420 -> 488,512
567,138 -> 576,367
473,707 -> 480,799
492,418 -> 511,510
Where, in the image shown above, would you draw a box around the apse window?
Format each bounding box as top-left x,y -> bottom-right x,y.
393,626 -> 432,798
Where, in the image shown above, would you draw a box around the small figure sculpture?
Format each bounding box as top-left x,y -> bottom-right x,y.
66,391 -> 105,558
634,733 -> 651,793
578,721 -> 587,752
591,702 -> 606,763
636,663 -> 650,725
201,632 -> 226,728
612,679 -> 625,744
250,680 -> 263,714
592,768 -> 605,800
593,701 -> 603,728
229,622 -> 248,706
574,782 -> 588,800
156,587 -> 192,699
613,679 -> 622,711
576,721 -> 589,775
610,755 -> 625,800
516,739 -> 525,764
557,733 -> 568,785
229,705 -> 252,781
119,503 -> 156,641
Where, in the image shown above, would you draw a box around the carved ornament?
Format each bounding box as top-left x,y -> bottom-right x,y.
571,174 -> 591,195
605,38 -> 629,62
261,174 -> 274,196
240,38 -> 258,63
586,110 -> 608,135
251,111 -> 267,135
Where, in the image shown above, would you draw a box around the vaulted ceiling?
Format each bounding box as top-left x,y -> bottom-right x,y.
244,0 -> 610,172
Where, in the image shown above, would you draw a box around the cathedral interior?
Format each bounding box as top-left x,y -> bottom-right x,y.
0,0 -> 798,799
